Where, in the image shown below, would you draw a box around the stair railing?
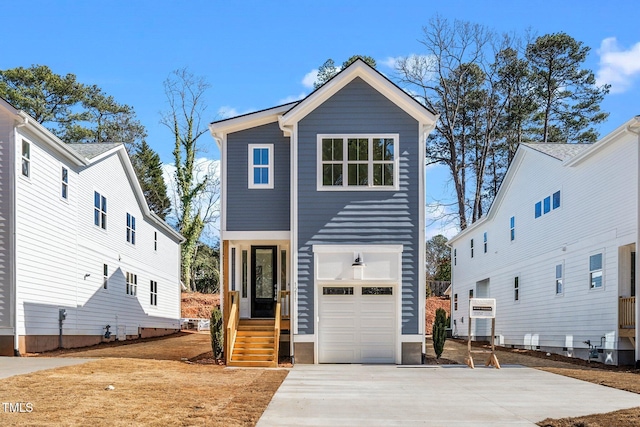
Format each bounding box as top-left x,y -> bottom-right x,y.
226,291 -> 240,363
274,291 -> 282,365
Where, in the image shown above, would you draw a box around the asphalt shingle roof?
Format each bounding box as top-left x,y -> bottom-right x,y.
67,143 -> 122,160
521,143 -> 592,161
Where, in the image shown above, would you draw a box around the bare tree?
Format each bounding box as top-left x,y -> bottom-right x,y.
161,68 -> 219,291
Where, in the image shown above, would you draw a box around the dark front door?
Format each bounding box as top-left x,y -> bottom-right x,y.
251,246 -> 277,318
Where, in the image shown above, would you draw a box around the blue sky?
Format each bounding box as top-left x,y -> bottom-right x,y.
3,0 -> 639,238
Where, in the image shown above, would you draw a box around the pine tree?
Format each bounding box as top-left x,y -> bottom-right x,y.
130,141 -> 171,220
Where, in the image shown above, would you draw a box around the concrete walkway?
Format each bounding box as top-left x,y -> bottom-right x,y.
0,357 -> 91,380
257,364 -> 640,427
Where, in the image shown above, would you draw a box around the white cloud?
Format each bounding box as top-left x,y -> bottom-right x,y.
279,92 -> 306,104
162,158 -> 222,244
217,106 -> 239,119
302,69 -> 318,89
597,37 -> 640,93
381,56 -> 401,69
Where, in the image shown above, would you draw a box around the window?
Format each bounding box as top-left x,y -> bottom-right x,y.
362,287 -> 393,295
94,191 -> 107,229
21,140 -> 30,178
248,144 -> 274,189
103,264 -> 108,290
150,280 -> 158,306
454,294 -> 458,310
535,202 -> 542,218
126,272 -> 137,296
552,191 -> 561,209
241,250 -> 248,298
323,287 -> 354,295
470,239 -> 474,258
126,213 -> 136,245
510,216 -> 515,241
590,253 -> 603,289
454,249 -> 457,266
543,196 -> 551,214
154,232 -> 157,251
514,277 -> 519,301
61,167 -> 68,199
555,264 -> 563,294
318,134 -> 398,190
231,248 -> 236,291
281,250 -> 287,291
483,232 -> 487,253
469,289 -> 474,299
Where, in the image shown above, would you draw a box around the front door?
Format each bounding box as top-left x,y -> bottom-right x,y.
251,246 -> 277,318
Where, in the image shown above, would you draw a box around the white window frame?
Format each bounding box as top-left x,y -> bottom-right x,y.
21,139 -> 31,178
126,272 -> 137,296
509,216 -> 515,242
61,166 -> 69,200
94,191 -> 107,230
514,276 -> 520,301
154,231 -> 158,251
126,213 -> 136,245
103,264 -> 109,290
589,251 -> 604,290
248,143 -> 274,189
555,262 -> 564,295
316,134 -> 399,191
150,280 -> 158,306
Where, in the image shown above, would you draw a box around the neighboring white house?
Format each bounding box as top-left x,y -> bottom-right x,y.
0,98 -> 183,356
449,116 -> 640,366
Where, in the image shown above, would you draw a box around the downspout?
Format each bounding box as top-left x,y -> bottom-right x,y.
627,117 -> 640,365
13,117 -> 27,356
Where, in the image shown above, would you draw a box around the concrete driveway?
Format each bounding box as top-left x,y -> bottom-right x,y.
257,364 -> 640,427
0,357 -> 91,380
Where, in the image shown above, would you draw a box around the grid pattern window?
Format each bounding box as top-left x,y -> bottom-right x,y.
154,232 -> 157,251
248,144 -> 274,189
535,191 -> 561,218
454,249 -> 457,266
318,134 -> 398,190
590,253 -> 603,289
126,272 -> 137,296
454,294 -> 458,310
61,167 -> 68,199
150,280 -> 158,306
510,216 -> 515,241
94,191 -> 107,229
126,213 -> 136,245
514,277 -> 519,301
483,232 -> 488,253
103,264 -> 108,290
21,140 -> 30,177
555,264 -> 563,294
470,239 -> 474,258
241,250 -> 248,298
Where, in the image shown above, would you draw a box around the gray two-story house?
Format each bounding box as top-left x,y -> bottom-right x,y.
209,59 -> 437,366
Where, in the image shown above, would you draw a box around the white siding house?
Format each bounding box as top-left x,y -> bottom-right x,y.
449,117 -> 640,365
0,98 -> 183,356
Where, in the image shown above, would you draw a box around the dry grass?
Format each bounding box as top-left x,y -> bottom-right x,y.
182,292 -> 220,318
0,359 -> 287,426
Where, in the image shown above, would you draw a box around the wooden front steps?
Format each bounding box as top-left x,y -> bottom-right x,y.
228,319 -> 278,368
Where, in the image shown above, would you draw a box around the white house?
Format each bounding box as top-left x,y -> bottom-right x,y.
449,116 -> 640,365
0,98 -> 183,356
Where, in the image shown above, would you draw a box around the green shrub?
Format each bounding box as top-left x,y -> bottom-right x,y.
210,306 -> 223,360
432,307 -> 447,359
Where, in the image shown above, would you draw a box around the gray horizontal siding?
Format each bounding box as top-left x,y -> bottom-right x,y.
297,77 -> 421,335
226,122 -> 290,231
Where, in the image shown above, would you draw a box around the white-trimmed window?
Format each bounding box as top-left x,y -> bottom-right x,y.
126,213 -> 136,245
453,248 -> 457,266
510,216 -> 515,241
590,253 -> 603,289
454,293 -> 458,310
317,134 -> 398,190
470,239 -> 474,258
103,264 -> 108,290
514,276 -> 519,301
483,232 -> 487,253
150,280 -> 158,306
126,272 -> 137,296
94,191 -> 107,229
61,167 -> 69,199
555,263 -> 563,294
154,231 -> 157,251
21,140 -> 30,178
248,144 -> 274,189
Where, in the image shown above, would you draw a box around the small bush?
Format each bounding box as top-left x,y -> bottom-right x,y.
210,306 -> 223,360
433,307 -> 447,358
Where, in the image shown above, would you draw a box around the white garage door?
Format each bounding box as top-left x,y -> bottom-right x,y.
318,285 -> 396,363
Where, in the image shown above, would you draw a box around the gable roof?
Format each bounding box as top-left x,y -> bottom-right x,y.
68,143 -> 122,160
209,58 -> 439,141
521,143 -> 592,161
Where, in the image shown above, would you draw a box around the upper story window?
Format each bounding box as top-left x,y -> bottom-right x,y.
94,191 -> 107,229
248,144 -> 274,189
126,213 -> 136,245
514,276 -> 520,301
454,294 -> 458,310
21,140 -> 30,178
483,232 -> 487,253
154,231 -> 158,251
61,167 -> 69,199
535,191 -> 561,218
555,263 -> 563,294
468,289 -> 473,299
510,216 -> 515,241
590,253 -> 603,289
470,239 -> 474,258
126,272 -> 137,296
453,248 -> 457,266
150,280 -> 158,306
103,264 -> 109,290
317,134 -> 398,190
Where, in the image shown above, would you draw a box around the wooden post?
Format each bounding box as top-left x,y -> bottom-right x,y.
465,317 -> 474,368
485,318 -> 501,369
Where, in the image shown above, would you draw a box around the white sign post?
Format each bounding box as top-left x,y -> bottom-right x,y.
466,298 -> 500,369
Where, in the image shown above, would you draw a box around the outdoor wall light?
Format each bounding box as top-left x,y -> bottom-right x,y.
84,273 -> 91,279
352,253 -> 365,267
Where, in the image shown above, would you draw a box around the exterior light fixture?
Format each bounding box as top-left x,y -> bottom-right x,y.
352,254 -> 365,267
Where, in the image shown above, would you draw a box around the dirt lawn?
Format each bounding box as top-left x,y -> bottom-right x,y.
1,331 -> 286,426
